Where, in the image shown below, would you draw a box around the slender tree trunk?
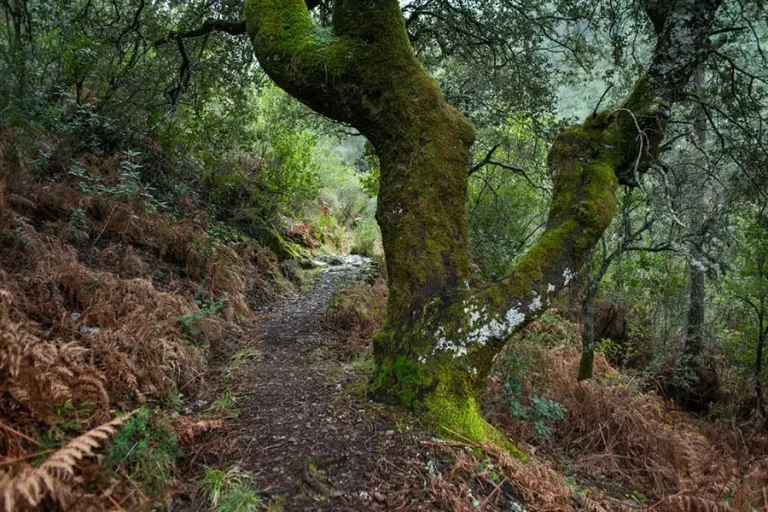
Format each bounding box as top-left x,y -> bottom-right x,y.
578,284 -> 597,381
245,0 -> 722,447
683,265 -> 706,360
680,69 -> 708,397
756,310 -> 766,426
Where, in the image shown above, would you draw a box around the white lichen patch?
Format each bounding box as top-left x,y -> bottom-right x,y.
505,307 -> 525,328
547,283 -> 556,294
528,292 -> 542,312
434,336 -> 468,357
563,268 -> 574,286
432,299 -> 533,359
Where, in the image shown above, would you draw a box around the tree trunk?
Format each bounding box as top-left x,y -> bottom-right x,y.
679,69 -> 708,400
245,0 -> 722,448
578,285 -> 597,381
756,310 -> 766,426
683,265 -> 706,361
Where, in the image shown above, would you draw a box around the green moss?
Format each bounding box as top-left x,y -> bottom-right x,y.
370,354 -> 435,407
577,350 -> 595,381
425,389 -> 527,460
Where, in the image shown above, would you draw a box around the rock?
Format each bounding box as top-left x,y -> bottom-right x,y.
374,491 -> 386,503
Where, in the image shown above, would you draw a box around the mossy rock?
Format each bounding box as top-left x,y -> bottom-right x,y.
262,229 -> 312,265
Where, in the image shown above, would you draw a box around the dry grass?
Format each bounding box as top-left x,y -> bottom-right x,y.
325,276 -> 387,354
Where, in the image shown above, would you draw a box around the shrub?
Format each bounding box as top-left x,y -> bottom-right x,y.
350,218 -> 381,258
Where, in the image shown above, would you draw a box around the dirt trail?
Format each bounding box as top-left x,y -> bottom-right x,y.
222,256 -> 436,511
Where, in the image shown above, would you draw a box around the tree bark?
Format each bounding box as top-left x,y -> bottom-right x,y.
683,265 -> 706,360
679,68 -> 709,401
578,286 -> 597,381
756,309 -> 766,426
245,0 -> 722,448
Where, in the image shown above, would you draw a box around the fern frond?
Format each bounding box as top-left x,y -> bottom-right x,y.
0,411 -> 135,512
657,495 -> 734,512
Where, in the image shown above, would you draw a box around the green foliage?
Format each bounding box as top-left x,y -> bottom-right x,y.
312,213 -> 346,252
720,212 -> 768,381
502,327 -> 566,437
212,390 -> 237,412
350,218 -> 381,258
37,399 -> 96,454
507,395 -> 566,437
203,467 -> 263,512
467,120 -> 550,280
106,408 -> 180,495
179,297 -> 226,339
344,351 -> 377,395
68,154 -> 160,209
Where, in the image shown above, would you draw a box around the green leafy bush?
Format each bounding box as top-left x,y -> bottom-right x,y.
350,218 -> 381,258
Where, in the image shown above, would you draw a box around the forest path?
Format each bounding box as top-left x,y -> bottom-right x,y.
219,256 -> 436,511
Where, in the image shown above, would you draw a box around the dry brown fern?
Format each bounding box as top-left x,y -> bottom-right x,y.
0,411 -> 135,512
653,494 -> 734,512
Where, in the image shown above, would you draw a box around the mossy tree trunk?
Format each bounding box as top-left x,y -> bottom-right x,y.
245,0 -> 722,446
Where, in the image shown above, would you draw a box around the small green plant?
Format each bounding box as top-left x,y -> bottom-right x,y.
179,297 -> 226,339
36,399 -> 96,457
169,385 -> 185,410
179,312 -> 205,338
69,207 -> 88,231
199,296 -> 227,315
507,393 -> 567,437
476,457 -> 504,484
212,390 -> 237,412
67,152 -> 163,210
105,408 -> 180,495
202,466 -> 263,511
208,222 -> 249,245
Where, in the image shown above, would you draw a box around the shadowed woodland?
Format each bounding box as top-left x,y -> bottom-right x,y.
1,0 -> 768,510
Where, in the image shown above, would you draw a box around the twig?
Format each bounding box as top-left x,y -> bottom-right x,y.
118,467 -> 149,503
91,202 -> 120,248
593,84 -> 614,116
0,421 -> 40,446
480,478 -> 506,509
0,449 -> 53,468
259,439 -> 294,452
100,485 -> 127,512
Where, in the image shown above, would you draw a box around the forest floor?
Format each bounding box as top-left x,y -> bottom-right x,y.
173,256 -> 459,511
168,255 -> 768,512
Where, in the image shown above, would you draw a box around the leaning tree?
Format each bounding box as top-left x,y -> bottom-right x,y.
242,0 -> 723,447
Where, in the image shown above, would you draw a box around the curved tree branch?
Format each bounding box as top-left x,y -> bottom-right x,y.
155,19 -> 246,47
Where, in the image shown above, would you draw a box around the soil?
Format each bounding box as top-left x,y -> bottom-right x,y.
175,256 -> 448,511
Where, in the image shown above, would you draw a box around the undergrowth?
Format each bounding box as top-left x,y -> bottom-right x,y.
0,128 -> 285,510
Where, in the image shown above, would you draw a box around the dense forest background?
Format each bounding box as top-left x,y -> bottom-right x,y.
1,0 -> 767,510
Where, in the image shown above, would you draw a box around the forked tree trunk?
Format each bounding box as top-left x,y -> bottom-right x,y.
245,0 -> 722,448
